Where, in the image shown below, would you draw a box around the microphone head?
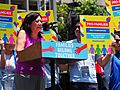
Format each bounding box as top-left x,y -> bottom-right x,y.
42,22 -> 50,31
42,22 -> 50,27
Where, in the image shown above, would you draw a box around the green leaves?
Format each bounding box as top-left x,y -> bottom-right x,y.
57,0 -> 108,41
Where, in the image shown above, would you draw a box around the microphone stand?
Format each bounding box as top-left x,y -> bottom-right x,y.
50,26 -> 61,90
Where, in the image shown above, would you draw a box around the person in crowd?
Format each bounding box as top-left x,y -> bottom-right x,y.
95,60 -> 105,90
44,61 -> 61,90
96,31 -> 120,90
0,39 -> 5,90
59,63 -> 70,90
68,21 -> 98,90
15,12 -> 45,90
0,39 -> 16,90
42,23 -> 61,90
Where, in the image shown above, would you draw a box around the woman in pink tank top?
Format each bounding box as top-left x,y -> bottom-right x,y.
15,12 -> 45,90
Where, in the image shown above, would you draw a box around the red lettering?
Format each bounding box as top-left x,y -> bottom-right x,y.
0,10 -> 13,16
111,0 -> 120,5
86,21 -> 109,27
42,16 -> 49,22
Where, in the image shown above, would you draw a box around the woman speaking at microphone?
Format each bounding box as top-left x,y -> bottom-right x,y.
15,12 -> 45,90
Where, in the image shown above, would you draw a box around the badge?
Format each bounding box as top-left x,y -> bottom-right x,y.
81,66 -> 90,77
4,79 -> 14,90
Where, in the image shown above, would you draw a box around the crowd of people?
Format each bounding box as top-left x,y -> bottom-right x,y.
0,12 -> 120,90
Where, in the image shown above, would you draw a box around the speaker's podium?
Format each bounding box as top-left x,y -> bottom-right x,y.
42,41 -> 88,90
17,41 -> 88,90
17,42 -> 42,62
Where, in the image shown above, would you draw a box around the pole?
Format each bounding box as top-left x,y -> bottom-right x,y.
8,0 -> 11,4
49,0 -> 57,90
44,0 -> 47,10
49,0 -> 57,22
26,0 -> 29,12
50,59 -> 55,90
38,0 -> 41,10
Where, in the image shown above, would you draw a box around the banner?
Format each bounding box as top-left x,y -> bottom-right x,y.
105,0 -> 120,16
0,4 -> 17,44
80,15 -> 114,54
42,41 -> 88,60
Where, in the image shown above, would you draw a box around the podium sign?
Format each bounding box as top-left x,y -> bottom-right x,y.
42,41 -> 88,60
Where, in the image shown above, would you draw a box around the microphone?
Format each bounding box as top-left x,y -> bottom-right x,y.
42,22 -> 58,31
42,22 -> 62,41
50,22 -> 62,41
42,22 -> 50,31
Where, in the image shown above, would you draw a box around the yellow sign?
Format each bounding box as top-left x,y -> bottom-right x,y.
105,0 -> 120,16
111,16 -> 120,31
80,15 -> 114,54
0,4 -> 17,44
17,10 -> 57,41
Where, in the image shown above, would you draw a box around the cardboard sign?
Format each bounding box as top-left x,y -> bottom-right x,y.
17,10 -> 56,42
111,16 -> 120,31
105,0 -> 120,17
42,41 -> 88,60
80,15 -> 114,54
0,4 -> 17,44
17,10 -> 54,31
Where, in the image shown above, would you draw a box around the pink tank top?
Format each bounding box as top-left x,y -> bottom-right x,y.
15,33 -> 44,77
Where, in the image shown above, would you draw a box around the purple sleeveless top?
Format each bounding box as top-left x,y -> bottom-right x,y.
15,33 -> 44,77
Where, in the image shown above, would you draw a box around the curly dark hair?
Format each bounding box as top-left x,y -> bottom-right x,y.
18,12 -> 42,38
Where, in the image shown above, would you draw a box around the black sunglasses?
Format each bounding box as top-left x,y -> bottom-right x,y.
75,26 -> 80,28
116,39 -> 120,43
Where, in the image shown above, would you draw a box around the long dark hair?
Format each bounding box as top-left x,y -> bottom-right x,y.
18,12 -> 42,38
115,31 -> 120,37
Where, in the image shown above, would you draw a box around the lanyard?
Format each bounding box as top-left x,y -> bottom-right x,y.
83,60 -> 85,65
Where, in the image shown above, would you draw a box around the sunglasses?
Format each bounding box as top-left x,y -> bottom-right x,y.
75,26 -> 80,28
116,39 -> 120,43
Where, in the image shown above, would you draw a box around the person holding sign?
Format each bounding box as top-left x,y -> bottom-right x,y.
68,22 -> 98,90
44,62 -> 61,90
0,39 -> 16,90
15,12 -> 45,90
96,31 -> 120,90
0,39 -> 5,90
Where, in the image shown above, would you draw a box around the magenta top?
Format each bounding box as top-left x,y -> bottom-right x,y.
15,33 -> 44,77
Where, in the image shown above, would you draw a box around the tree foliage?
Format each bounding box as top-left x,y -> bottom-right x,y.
57,0 -> 108,41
